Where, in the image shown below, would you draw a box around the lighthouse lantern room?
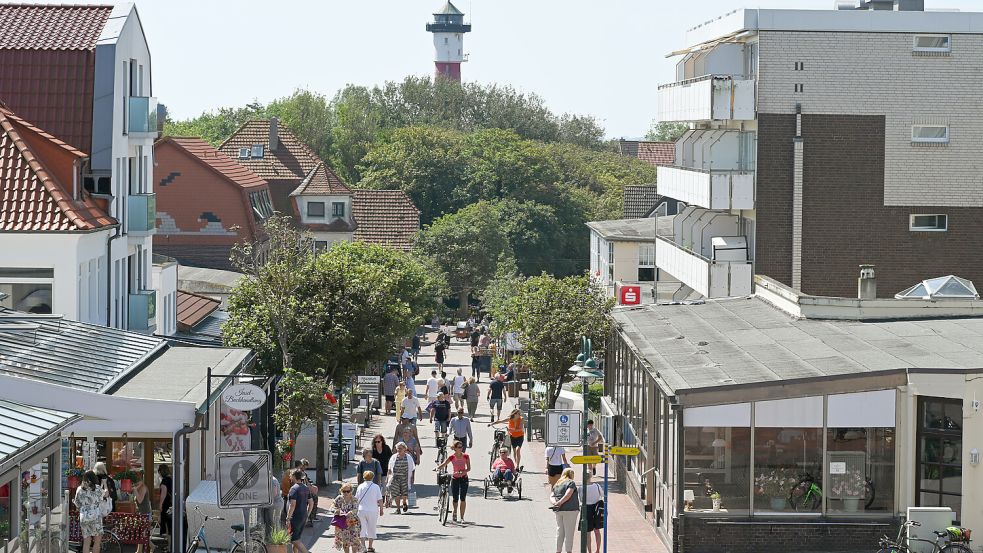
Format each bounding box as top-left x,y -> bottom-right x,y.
426,1 -> 471,81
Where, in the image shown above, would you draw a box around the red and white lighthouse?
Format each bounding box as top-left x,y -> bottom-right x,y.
426,1 -> 471,81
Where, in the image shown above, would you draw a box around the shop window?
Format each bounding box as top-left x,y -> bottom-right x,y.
0,482 -> 9,542
152,441 -> 173,506
753,396 -> 823,513
917,397 -> 963,522
683,403 -> 751,514
0,268 -> 54,314
825,390 -> 896,514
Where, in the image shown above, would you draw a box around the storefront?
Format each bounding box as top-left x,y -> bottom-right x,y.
603,298 -> 983,553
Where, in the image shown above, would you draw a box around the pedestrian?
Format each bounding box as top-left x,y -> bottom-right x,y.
73,470 -> 107,553
92,462 -> 118,511
425,370 -> 440,403
399,427 -> 423,465
299,459 -> 319,525
438,374 -> 450,396
427,391 -> 452,438
448,408 -> 473,452
464,377 -> 480,418
486,373 -> 508,420
355,472 -> 384,553
435,340 -> 446,372
581,474 -> 604,553
394,381 -> 407,420
585,420 -> 604,475
490,448 -> 517,489
452,369 -> 466,410
479,330 -> 490,348
387,442 -> 416,514
285,469 -> 313,553
280,460 -> 301,525
331,483 -> 361,553
400,387 -> 423,422
156,465 -> 173,538
488,408 -> 525,469
400,346 -> 412,367
392,417 -> 419,447
403,361 -> 416,391
357,449 -> 383,486
545,445 -> 568,486
469,325 -> 480,348
434,440 -> 471,523
370,434 -> 392,506
411,333 -> 421,362
383,369 -> 399,415
550,468 -> 580,553
471,350 -> 481,380
133,473 -> 152,553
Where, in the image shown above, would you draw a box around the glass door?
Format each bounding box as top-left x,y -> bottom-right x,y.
916,397 -> 963,521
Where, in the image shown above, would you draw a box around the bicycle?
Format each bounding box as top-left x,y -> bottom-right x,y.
186,506 -> 267,553
435,435 -> 448,466
489,428 -> 508,470
787,473 -> 822,511
877,520 -> 972,553
68,518 -> 122,553
434,470 -> 451,526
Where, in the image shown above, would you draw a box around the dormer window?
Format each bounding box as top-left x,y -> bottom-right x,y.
251,144 -> 264,158
332,202 -> 346,218
238,148 -> 250,159
307,201 -> 325,218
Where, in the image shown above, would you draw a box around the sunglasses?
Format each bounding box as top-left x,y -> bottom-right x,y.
342,490 -> 352,494
374,440 -> 382,443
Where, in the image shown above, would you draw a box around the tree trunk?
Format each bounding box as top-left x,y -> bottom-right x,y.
548,379 -> 563,409
315,418 -> 327,486
457,288 -> 471,318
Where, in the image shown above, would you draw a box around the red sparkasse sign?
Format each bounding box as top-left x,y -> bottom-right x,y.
619,285 -> 641,305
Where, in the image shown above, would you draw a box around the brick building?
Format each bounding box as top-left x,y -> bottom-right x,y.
153,137 -> 274,270
652,0 -> 983,300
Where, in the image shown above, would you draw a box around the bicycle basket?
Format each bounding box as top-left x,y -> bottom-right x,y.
436,436 -> 447,448
946,527 -> 972,542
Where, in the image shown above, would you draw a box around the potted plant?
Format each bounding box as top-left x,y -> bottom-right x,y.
65,468 -> 84,490
830,469 -> 865,512
710,491 -> 722,512
267,526 -> 291,553
755,469 -> 795,510
114,469 -> 138,494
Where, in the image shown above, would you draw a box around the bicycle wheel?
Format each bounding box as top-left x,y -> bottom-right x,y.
101,532 -> 122,553
38,535 -> 63,553
864,480 -> 876,509
231,539 -> 268,553
438,489 -> 449,525
941,544 -> 973,553
436,448 -> 446,465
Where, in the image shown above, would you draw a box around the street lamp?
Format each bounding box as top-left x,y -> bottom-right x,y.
570,337 -> 601,553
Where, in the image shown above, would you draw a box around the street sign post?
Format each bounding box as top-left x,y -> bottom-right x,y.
216,451 -> 273,508
608,446 -> 640,456
545,409 -> 582,447
570,455 -> 604,465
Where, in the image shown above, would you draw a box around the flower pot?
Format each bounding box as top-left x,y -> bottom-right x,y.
120,479 -> 133,493
842,497 -> 861,512
67,476 -> 80,490
769,497 -> 787,511
712,498 -> 721,512
267,544 -> 289,553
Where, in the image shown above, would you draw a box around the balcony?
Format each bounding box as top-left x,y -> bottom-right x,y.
657,75 -> 755,122
127,290 -> 156,332
126,96 -> 158,136
127,193 -> 156,235
657,167 -> 753,211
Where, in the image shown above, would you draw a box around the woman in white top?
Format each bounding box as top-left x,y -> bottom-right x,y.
355,470 -> 384,553
545,445 -> 568,486
582,474 -> 604,553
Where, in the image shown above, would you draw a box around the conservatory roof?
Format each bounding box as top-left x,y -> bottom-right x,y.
895,275 -> 979,300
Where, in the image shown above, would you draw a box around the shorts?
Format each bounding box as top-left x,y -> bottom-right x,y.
412,348 -> 420,356
289,517 -> 305,541
510,435 -> 524,449
451,477 -> 469,502
489,398 -> 503,411
585,446 -> 598,456
547,464 -> 564,477
453,392 -> 463,403
434,420 -> 449,433
385,395 -> 395,403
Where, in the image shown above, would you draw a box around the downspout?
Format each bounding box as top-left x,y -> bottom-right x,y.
173,414 -> 203,553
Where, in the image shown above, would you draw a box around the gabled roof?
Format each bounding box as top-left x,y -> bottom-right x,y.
0,106 -> 116,232
219,119 -> 320,182
159,137 -> 268,190
0,4 -> 113,50
618,140 -> 675,167
175,290 -> 220,333
623,185 -> 660,219
435,1 -> 463,15
352,189 -> 421,251
290,162 -> 351,196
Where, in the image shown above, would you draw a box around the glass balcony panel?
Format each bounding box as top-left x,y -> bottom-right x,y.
127,96 -> 158,135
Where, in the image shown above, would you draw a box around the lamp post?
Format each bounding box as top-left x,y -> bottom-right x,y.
569,336 -> 601,553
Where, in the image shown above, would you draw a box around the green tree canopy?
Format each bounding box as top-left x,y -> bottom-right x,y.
645,120 -> 689,142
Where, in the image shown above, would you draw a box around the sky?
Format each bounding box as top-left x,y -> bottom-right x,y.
44,0 -> 983,139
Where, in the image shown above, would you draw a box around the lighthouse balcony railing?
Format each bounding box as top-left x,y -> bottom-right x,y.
426,22 -> 472,32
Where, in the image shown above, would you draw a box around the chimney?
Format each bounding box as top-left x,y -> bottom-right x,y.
269,117 -> 279,152
858,264 -> 877,300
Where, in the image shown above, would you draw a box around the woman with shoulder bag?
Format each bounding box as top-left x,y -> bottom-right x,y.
549,468 -> 579,553
74,470 -> 110,553
580,474 -> 604,553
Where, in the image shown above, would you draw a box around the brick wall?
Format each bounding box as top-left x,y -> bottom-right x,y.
677,516 -> 898,553
757,113 -> 983,298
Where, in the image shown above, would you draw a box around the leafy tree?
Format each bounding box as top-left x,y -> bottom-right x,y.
645,120 -> 689,142
491,274 -> 613,408
273,368 -> 330,454
267,89 -> 335,166
414,201 -> 510,314
163,101 -> 269,146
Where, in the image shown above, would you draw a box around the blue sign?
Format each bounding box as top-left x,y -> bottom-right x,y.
559,415 -> 569,424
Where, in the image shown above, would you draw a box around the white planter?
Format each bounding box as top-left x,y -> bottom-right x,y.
712,498 -> 721,512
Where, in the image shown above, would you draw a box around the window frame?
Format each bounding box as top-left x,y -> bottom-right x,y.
307,201 -> 325,218
910,214 -> 948,232
913,34 -> 951,53
238,148 -> 250,159
331,201 -> 346,218
250,144 -> 264,158
915,396 -> 963,522
911,125 -> 949,144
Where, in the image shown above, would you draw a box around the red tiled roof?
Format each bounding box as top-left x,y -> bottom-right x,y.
162,137 -> 268,189
352,189 -> 421,251
618,140 -> 675,167
219,119 -> 320,182
290,162 -> 351,196
0,4 -> 112,50
176,290 -> 220,332
0,106 -> 115,231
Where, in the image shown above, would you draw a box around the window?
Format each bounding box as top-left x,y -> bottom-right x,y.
249,190 -> 274,220
314,241 -> 328,251
912,125 -> 948,143
250,144 -> 264,158
794,83 -> 804,93
0,268 -> 54,314
638,244 -> 655,282
238,148 -> 250,159
913,34 -> 951,53
331,202 -> 345,218
307,201 -> 325,218
607,242 -> 614,282
910,214 -> 947,232
753,396 -> 824,513
794,61 -> 804,71
683,404 -> 752,514
916,397 -> 963,521
826,390 -> 896,514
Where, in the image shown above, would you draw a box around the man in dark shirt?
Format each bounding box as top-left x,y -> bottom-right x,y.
411,333 -> 421,361
285,469 -> 312,552
428,392 -> 453,437
486,374 -> 508,420
470,328 -> 481,348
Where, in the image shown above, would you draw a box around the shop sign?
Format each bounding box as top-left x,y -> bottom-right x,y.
221,383 -> 266,411
619,285 -> 641,305
216,451 -> 273,508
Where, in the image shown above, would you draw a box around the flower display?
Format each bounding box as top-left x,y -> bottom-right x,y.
754,468 -> 797,498
276,437 -> 296,462
830,469 -> 866,498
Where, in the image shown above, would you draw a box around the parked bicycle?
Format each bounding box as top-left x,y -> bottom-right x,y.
787,473 -> 822,511
185,506 -> 267,553
877,520 -> 972,553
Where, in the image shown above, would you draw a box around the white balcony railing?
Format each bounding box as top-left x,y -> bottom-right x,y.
657,75 -> 755,122
656,236 -> 752,299
657,166 -> 754,210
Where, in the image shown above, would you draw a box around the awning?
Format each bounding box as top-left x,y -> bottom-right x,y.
532,381 -> 547,395
666,30 -> 751,57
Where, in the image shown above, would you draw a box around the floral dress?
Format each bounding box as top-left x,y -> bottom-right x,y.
73,487 -> 103,538
332,494 -> 361,550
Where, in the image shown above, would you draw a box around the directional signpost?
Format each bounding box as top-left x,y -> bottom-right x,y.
570,455 -> 604,465
608,446 -> 640,456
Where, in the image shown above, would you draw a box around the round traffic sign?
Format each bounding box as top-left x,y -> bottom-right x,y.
559,415 -> 569,424
230,460 -> 261,489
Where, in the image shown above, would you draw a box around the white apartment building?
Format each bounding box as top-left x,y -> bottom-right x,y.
654,0 -> 983,301
0,3 -> 175,334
